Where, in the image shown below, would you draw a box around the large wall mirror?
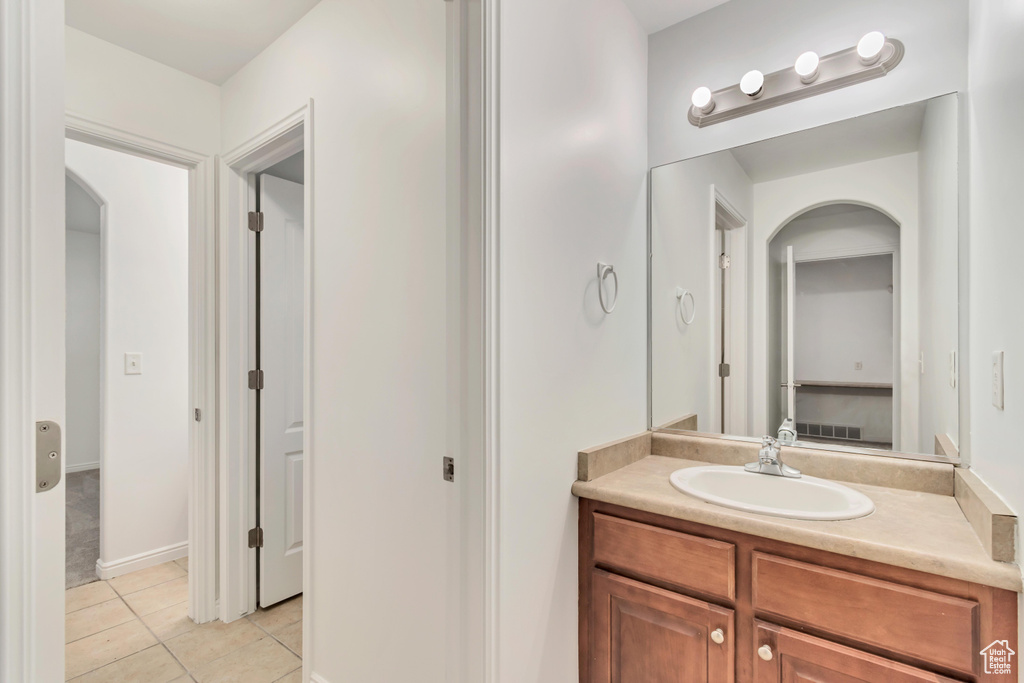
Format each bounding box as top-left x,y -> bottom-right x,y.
649,93 -> 960,461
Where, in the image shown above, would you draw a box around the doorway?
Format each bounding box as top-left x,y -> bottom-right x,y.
711,189 -> 747,436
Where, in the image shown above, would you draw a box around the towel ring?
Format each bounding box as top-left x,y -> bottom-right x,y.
676,287 -> 696,325
598,263 -> 618,314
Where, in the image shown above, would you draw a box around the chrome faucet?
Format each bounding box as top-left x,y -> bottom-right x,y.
744,436 -> 801,478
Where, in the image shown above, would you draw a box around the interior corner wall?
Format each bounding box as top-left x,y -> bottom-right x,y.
648,0 -> 969,167
65,27 -> 221,155
498,0 -> 648,679
64,139 -> 189,570
966,0 -> 1024,579
65,229 -> 101,470
219,2 -> 448,680
917,95 -> 960,452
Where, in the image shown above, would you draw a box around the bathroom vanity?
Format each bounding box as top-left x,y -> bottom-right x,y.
574,433 -> 1020,682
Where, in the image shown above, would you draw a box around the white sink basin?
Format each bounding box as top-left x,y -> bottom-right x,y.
669,466 -> 874,521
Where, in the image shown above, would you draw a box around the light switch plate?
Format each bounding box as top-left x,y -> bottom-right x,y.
992,351 -> 1004,410
125,352 -> 142,375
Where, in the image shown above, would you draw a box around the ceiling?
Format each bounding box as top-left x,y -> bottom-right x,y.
730,100 -> 929,183
620,0 -> 731,34
65,0 -> 322,84
66,175 -> 101,234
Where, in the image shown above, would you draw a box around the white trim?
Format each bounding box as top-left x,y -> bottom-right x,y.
65,114 -> 219,625
218,107 -> 313,682
482,0 -> 501,680
95,541 -> 188,580
309,673 -> 330,683
65,462 -> 99,473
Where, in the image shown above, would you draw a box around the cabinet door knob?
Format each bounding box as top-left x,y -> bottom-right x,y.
710,628 -> 725,644
758,644 -> 773,661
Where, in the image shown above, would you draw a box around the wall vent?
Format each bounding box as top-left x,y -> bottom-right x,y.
796,422 -> 862,441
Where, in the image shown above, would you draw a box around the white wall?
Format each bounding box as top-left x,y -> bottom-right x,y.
220,2 -> 448,680
498,0 -> 648,679
65,139 -> 189,570
966,0 -> 1024,580
794,255 -> 895,385
648,0 -> 968,167
65,228 -> 101,470
66,27 -> 220,155
917,95 -> 960,451
650,151 -> 752,431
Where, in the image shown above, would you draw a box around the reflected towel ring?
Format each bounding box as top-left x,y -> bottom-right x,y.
598,263 -> 618,314
676,287 -> 696,325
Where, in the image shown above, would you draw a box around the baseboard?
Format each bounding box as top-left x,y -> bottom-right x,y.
95,540 -> 188,580
310,673 -> 328,683
65,461 -> 99,473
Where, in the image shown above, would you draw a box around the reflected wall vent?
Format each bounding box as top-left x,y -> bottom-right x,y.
796,422 -> 862,441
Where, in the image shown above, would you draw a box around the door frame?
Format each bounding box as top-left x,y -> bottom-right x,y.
709,186 -> 748,436
65,113 -> 219,624
218,104 -> 313,664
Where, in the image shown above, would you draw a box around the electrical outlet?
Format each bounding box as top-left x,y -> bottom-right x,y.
992,351 -> 1004,410
854,361 -> 863,371
124,352 -> 142,375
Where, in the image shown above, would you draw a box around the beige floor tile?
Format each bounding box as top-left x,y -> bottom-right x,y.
65,619 -> 158,680
192,637 -> 300,683
273,620 -> 301,656
66,581 -> 117,614
164,619 -> 263,672
123,577 -> 189,616
110,562 -> 187,596
65,597 -> 135,643
69,644 -> 185,683
247,595 -> 302,633
142,601 -> 199,641
174,556 -> 189,573
273,670 -> 302,683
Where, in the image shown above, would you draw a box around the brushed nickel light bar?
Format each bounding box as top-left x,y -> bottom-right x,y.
688,32 -> 905,128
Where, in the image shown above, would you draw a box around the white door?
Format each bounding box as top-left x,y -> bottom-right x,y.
259,175 -> 304,606
785,245 -> 797,421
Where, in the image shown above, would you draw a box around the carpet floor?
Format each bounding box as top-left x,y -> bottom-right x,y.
65,469 -> 100,589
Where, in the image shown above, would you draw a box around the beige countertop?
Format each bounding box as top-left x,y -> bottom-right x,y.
572,454 -> 1023,593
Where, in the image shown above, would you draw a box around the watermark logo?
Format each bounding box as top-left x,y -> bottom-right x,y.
981,640 -> 1016,675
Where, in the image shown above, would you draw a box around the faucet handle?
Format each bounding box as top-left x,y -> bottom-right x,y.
761,435 -> 779,450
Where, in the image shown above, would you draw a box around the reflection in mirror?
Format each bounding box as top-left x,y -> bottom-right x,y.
650,94 -> 959,460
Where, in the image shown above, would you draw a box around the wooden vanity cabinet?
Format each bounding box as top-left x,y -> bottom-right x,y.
579,499 -> 1019,683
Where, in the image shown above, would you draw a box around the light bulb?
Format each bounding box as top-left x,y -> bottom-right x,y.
794,51 -> 820,83
857,31 -> 886,64
691,86 -> 715,114
740,70 -> 764,98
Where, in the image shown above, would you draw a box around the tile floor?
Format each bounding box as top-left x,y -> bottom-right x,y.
65,557 -> 302,682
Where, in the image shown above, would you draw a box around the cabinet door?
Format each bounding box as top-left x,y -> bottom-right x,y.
590,570 -> 734,683
753,621 -> 964,683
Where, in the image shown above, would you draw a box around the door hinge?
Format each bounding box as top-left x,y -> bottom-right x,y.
248,527 -> 264,549
443,456 -> 455,482
194,408 -> 202,422
719,253 -> 731,269
248,369 -> 264,390
719,363 -> 731,378
248,211 -> 264,233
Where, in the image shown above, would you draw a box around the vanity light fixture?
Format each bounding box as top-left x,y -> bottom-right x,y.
794,51 -> 820,83
740,70 -> 764,98
857,31 -> 886,64
691,86 -> 715,114
688,31 -> 903,127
